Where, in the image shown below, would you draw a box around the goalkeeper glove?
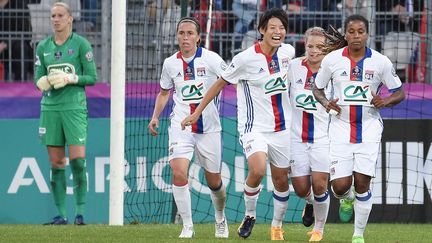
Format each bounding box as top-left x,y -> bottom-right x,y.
48,69 -> 78,89
36,76 -> 52,91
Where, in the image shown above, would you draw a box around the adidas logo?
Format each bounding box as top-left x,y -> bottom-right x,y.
176,72 -> 182,77
296,79 -> 303,84
258,68 -> 265,73
341,71 -> 348,76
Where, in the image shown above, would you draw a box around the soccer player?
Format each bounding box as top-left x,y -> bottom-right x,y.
182,8 -> 295,240
34,2 -> 97,225
288,27 -> 331,242
147,17 -> 228,239
313,15 -> 406,243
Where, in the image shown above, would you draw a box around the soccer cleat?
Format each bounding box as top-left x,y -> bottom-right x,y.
43,215 -> 68,225
302,203 -> 314,227
215,218 -> 229,238
74,214 -> 86,225
339,198 -> 354,223
270,226 -> 284,241
237,215 -> 256,239
352,235 -> 365,243
179,225 -> 195,238
308,230 -> 323,242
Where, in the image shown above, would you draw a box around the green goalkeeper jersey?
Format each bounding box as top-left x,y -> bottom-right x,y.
35,33 -> 97,111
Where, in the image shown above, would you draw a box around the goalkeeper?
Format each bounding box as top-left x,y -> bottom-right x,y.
34,2 -> 97,225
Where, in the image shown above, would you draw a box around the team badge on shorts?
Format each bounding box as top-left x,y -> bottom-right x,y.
39,127 -> 46,139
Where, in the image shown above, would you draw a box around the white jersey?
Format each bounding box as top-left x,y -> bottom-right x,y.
288,58 -> 330,144
222,42 -> 295,134
315,47 -> 403,143
160,47 -> 227,133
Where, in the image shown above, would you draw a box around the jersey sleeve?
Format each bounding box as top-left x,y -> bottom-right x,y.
207,51 -> 227,77
159,59 -> 173,90
314,56 -> 332,89
34,42 -> 47,84
380,56 -> 403,92
77,37 -> 97,86
221,54 -> 245,85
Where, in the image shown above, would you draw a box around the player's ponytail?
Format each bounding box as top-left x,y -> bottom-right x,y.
322,25 -> 347,55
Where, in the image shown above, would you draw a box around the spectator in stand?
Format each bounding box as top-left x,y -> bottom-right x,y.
0,0 -> 40,81
376,0 -> 424,35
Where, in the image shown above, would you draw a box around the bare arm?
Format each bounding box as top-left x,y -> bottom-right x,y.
312,84 -> 342,114
147,88 -> 170,136
371,89 -> 405,109
181,78 -> 228,129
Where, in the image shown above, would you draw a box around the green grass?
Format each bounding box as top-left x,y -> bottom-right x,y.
0,223 -> 431,242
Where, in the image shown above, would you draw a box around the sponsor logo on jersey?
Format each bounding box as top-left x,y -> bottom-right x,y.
341,71 -> 348,76
304,76 -> 314,90
269,60 -> 279,73
68,49 -> 74,55
196,67 -> 206,77
258,67 -> 265,73
181,82 -> 204,102
295,94 -> 318,111
343,84 -> 369,102
264,74 -> 287,95
391,67 -> 397,77
176,72 -> 182,77
296,79 -> 303,84
184,66 -> 194,79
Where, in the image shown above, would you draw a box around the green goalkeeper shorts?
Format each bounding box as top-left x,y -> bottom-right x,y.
39,110 -> 88,146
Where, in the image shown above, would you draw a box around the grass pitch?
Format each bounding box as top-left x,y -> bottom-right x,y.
0,223 -> 430,242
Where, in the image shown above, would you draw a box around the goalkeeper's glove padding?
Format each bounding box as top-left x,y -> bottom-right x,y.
36,76 -> 51,91
48,70 -> 78,89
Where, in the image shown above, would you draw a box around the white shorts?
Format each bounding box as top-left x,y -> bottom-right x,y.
239,130 -> 291,168
168,127 -> 222,173
329,142 -> 380,181
289,141 -> 330,177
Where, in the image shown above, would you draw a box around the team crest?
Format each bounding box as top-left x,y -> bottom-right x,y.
68,49 -> 74,55
351,66 -> 362,80
196,67 -> 206,77
364,70 -> 374,80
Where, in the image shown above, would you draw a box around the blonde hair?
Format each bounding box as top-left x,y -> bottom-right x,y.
304,27 -> 325,43
51,2 -> 74,35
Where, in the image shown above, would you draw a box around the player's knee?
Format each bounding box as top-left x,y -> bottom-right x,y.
312,183 -> 327,195
171,170 -> 188,184
248,168 -> 265,182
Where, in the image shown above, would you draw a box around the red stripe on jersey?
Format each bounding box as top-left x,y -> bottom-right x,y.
301,111 -> 309,143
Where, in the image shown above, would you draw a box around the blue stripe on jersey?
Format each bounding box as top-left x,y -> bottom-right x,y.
274,93 -> 286,131
243,82 -> 254,133
388,85 -> 403,93
355,105 -> 362,143
307,112 -> 314,143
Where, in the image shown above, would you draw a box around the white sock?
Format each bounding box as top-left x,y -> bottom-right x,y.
210,182 -> 226,223
312,191 -> 330,233
271,189 -> 290,227
243,183 -> 261,218
354,190 -> 372,237
172,184 -> 193,227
